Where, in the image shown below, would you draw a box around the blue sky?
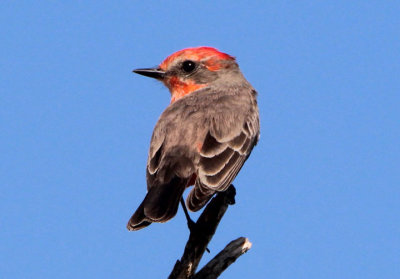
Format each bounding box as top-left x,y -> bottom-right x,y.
1,1 -> 399,278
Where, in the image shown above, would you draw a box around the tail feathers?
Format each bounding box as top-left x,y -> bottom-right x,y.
127,177 -> 186,231
186,182 -> 215,212
126,202 -> 152,231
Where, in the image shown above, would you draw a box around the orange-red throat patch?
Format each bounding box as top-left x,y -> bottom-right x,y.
166,76 -> 206,102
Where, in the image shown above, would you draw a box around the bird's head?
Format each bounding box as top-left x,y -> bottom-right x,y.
133,47 -> 238,102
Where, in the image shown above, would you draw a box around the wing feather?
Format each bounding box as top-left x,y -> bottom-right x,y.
199,147 -> 235,175
197,115 -> 259,192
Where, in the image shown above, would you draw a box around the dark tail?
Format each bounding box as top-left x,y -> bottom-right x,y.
127,176 -> 187,231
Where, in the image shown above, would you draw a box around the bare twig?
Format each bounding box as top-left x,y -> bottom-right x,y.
192,237 -> 252,279
168,185 -> 251,279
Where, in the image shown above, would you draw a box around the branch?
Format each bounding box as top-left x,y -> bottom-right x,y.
168,185 -> 252,279
193,237 -> 252,279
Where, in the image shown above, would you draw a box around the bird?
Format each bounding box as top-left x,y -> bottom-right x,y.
127,47 -> 260,231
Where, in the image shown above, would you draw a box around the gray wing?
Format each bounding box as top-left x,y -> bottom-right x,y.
146,106 -> 197,189
128,107 -> 196,230
146,123 -> 166,189
187,100 -> 259,211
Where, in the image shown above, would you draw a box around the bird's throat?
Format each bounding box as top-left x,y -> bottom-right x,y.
166,77 -> 207,103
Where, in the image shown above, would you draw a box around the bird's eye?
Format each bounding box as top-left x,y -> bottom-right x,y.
181,60 -> 196,73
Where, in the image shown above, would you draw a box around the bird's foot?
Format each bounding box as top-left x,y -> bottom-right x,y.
180,198 -> 210,253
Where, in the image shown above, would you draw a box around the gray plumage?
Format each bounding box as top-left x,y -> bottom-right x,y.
127,47 -> 259,231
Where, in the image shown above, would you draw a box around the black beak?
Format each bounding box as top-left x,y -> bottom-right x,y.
132,67 -> 165,80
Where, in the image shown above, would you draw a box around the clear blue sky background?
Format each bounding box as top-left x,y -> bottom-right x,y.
1,1 -> 399,278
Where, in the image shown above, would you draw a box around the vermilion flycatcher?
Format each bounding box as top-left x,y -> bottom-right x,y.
127,47 -> 260,231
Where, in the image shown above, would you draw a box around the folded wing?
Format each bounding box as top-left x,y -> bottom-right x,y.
187,112 -> 259,211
